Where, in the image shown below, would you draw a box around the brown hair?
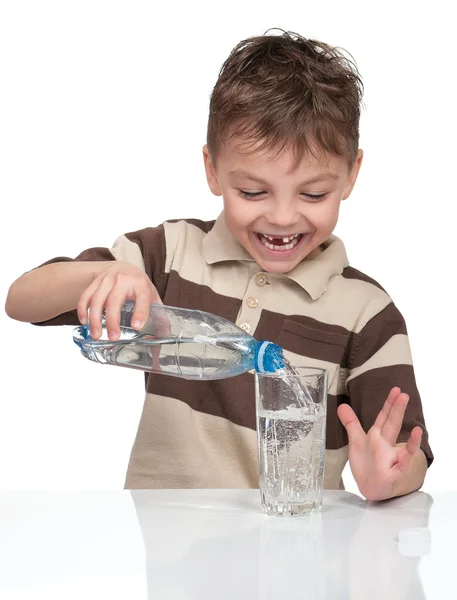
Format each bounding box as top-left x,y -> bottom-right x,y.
207,29 -> 364,171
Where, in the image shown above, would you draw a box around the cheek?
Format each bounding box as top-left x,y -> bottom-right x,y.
223,201 -> 250,240
310,203 -> 340,231
224,196 -> 257,228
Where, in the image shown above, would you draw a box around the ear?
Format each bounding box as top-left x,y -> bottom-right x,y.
342,149 -> 363,200
202,145 -> 222,196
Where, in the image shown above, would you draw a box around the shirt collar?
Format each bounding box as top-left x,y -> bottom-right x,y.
203,212 -> 349,300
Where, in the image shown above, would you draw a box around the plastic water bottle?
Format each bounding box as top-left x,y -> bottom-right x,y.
72,301 -> 284,380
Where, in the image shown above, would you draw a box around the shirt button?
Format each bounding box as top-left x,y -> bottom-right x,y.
239,322 -> 251,333
255,273 -> 268,287
246,296 -> 259,309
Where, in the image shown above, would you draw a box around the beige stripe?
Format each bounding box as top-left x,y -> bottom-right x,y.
125,393 -> 259,489
163,221 -> 392,333
110,234 -> 146,271
164,220 -> 252,298
125,393 -> 349,490
324,446 -> 349,490
347,334 -> 413,383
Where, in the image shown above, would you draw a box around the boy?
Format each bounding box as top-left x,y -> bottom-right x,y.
5,30 -> 432,500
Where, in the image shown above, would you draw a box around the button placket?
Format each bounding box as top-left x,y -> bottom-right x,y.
246,296 -> 259,309
236,268 -> 270,335
255,272 -> 268,287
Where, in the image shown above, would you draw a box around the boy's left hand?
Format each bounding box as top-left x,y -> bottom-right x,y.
337,387 -> 424,501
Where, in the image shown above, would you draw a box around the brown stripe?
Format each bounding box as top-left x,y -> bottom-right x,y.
36,247 -> 115,268
167,218 -> 216,234
144,270 -> 352,448
158,271 -> 351,367
349,302 -> 407,369
342,266 -> 386,291
143,271 -> 244,395
161,269 -> 242,320
146,372 -> 257,430
326,393 -> 350,449
255,310 -> 350,366
124,225 -> 168,297
145,370 -> 350,451
346,364 -> 433,465
32,247 -> 115,327
255,310 -> 351,341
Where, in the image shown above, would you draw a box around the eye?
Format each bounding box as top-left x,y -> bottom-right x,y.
238,190 -> 328,201
239,190 -> 264,199
303,193 -> 327,202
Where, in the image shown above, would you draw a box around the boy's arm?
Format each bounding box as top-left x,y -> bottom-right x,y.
337,300 -> 433,501
5,260 -> 112,323
5,224 -> 168,328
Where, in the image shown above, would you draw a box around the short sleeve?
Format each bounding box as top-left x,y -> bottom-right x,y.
346,301 -> 433,466
32,224 -> 167,327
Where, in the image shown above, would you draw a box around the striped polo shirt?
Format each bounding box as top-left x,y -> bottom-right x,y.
35,212 -> 433,489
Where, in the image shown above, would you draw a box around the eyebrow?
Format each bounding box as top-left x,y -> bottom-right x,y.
228,169 -> 339,185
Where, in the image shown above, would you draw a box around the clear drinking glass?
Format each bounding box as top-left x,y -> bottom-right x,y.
255,366 -> 328,516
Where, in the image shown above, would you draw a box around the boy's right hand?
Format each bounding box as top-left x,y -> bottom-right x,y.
77,261 -> 161,341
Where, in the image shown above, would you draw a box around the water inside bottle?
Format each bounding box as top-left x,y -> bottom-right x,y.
74,321 -> 256,380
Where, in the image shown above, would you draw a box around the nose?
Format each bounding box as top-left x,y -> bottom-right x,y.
265,199 -> 301,230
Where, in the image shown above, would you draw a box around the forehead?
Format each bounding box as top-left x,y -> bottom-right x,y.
218,134 -> 346,176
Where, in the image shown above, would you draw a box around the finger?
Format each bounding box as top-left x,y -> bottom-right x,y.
381,392 -> 409,446
337,404 -> 366,447
131,288 -> 153,330
404,426 -> 423,457
77,275 -> 104,325
104,283 -> 130,340
154,307 -> 172,337
396,429 -> 423,473
373,387 -> 401,432
87,276 -> 115,339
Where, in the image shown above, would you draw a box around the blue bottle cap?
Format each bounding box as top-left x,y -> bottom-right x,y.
73,323 -> 91,347
254,341 -> 284,373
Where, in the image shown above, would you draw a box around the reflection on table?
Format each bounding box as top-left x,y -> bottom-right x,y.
130,488 -> 433,599
1,488 -> 454,599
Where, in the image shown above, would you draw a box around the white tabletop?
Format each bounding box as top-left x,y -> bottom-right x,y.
0,488 -> 455,599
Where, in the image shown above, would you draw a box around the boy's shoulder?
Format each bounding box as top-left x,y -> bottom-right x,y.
165,217 -> 216,235
317,236 -> 390,301
340,265 -> 387,294
161,214 -> 253,268
300,236 -> 399,334
115,217 -> 217,262
161,217 -> 218,259
121,217 -> 216,245
330,262 -> 402,336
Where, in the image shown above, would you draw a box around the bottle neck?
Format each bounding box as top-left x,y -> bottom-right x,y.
254,340 -> 284,373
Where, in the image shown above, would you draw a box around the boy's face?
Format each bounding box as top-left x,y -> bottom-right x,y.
203,137 -> 363,273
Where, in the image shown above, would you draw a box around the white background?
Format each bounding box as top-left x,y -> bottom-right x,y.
0,0 -> 454,493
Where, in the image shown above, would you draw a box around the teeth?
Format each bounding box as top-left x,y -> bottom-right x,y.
263,233 -> 299,243
258,233 -> 302,251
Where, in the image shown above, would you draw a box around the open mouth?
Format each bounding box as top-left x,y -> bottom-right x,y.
256,232 -> 304,252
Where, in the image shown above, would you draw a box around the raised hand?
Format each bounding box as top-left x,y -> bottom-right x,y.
337,387 -> 424,501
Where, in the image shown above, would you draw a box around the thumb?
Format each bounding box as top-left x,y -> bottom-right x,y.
337,403 -> 365,446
